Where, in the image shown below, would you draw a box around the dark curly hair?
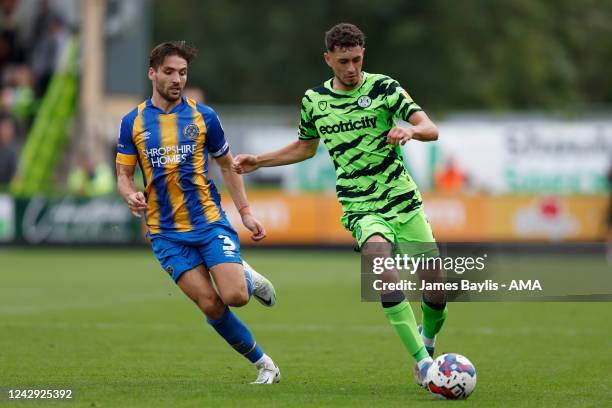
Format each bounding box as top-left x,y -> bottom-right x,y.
325,23 -> 365,52
149,41 -> 198,70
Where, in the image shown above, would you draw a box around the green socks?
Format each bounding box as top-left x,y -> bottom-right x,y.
421,302 -> 448,340
383,302 -> 429,362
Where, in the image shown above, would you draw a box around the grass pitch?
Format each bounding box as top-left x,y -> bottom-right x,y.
0,248 -> 610,407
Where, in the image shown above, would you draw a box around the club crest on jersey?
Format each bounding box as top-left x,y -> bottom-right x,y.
358,95 -> 371,108
183,123 -> 200,141
318,101 -> 328,111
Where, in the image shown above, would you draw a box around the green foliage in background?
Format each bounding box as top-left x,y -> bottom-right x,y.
153,0 -> 612,111
10,37 -> 79,196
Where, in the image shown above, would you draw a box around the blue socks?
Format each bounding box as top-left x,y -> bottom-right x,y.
207,307 -> 263,363
206,267 -> 259,363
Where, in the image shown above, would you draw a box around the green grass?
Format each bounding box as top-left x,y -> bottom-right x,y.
0,249 -> 611,407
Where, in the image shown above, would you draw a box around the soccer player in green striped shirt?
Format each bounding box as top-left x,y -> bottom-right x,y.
233,23 -> 447,387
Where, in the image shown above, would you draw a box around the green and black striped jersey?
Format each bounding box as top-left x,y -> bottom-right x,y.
298,72 -> 423,216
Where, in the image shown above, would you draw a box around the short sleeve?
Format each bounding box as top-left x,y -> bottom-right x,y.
298,93 -> 319,140
203,107 -> 229,158
385,79 -> 422,122
116,115 -> 138,165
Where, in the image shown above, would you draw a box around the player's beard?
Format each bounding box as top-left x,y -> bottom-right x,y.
338,72 -> 361,89
156,82 -> 182,103
341,77 -> 358,88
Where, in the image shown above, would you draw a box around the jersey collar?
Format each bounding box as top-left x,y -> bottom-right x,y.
146,96 -> 188,114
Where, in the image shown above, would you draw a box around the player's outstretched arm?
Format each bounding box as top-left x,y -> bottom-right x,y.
232,139 -> 319,174
387,111 -> 439,145
116,163 -> 147,217
215,152 -> 266,242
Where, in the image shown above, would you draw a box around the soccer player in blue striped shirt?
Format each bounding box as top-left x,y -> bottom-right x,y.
116,41 -> 280,384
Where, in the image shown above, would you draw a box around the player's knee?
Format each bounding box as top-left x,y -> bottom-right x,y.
362,238 -> 392,265
221,288 -> 249,307
365,234 -> 390,244
201,301 -> 225,320
362,235 -> 393,256
196,293 -> 225,318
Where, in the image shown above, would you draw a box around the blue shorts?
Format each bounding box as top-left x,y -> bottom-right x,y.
150,222 -> 242,282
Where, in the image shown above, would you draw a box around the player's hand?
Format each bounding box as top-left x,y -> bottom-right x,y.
232,154 -> 259,174
241,214 -> 266,241
126,191 -> 147,218
387,127 -> 414,145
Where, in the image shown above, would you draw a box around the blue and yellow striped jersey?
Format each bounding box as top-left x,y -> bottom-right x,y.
116,96 -> 230,235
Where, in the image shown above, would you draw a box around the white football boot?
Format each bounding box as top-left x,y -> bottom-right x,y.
251,355 -> 281,384
243,260 -> 276,307
413,358 -> 433,388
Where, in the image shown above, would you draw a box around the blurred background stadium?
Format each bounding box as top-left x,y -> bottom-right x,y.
1,1 -> 611,406
0,0 -> 610,247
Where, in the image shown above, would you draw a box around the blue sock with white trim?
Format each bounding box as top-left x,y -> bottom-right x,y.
207,307 -> 263,363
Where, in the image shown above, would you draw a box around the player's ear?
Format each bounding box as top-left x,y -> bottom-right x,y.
148,67 -> 155,81
323,52 -> 332,67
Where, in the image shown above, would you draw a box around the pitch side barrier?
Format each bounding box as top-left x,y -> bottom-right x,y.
0,195 -> 144,247
0,194 -> 608,255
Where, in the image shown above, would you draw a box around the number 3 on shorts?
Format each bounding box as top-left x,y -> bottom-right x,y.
218,235 -> 236,254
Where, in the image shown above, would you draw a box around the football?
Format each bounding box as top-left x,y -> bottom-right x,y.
425,353 -> 477,399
